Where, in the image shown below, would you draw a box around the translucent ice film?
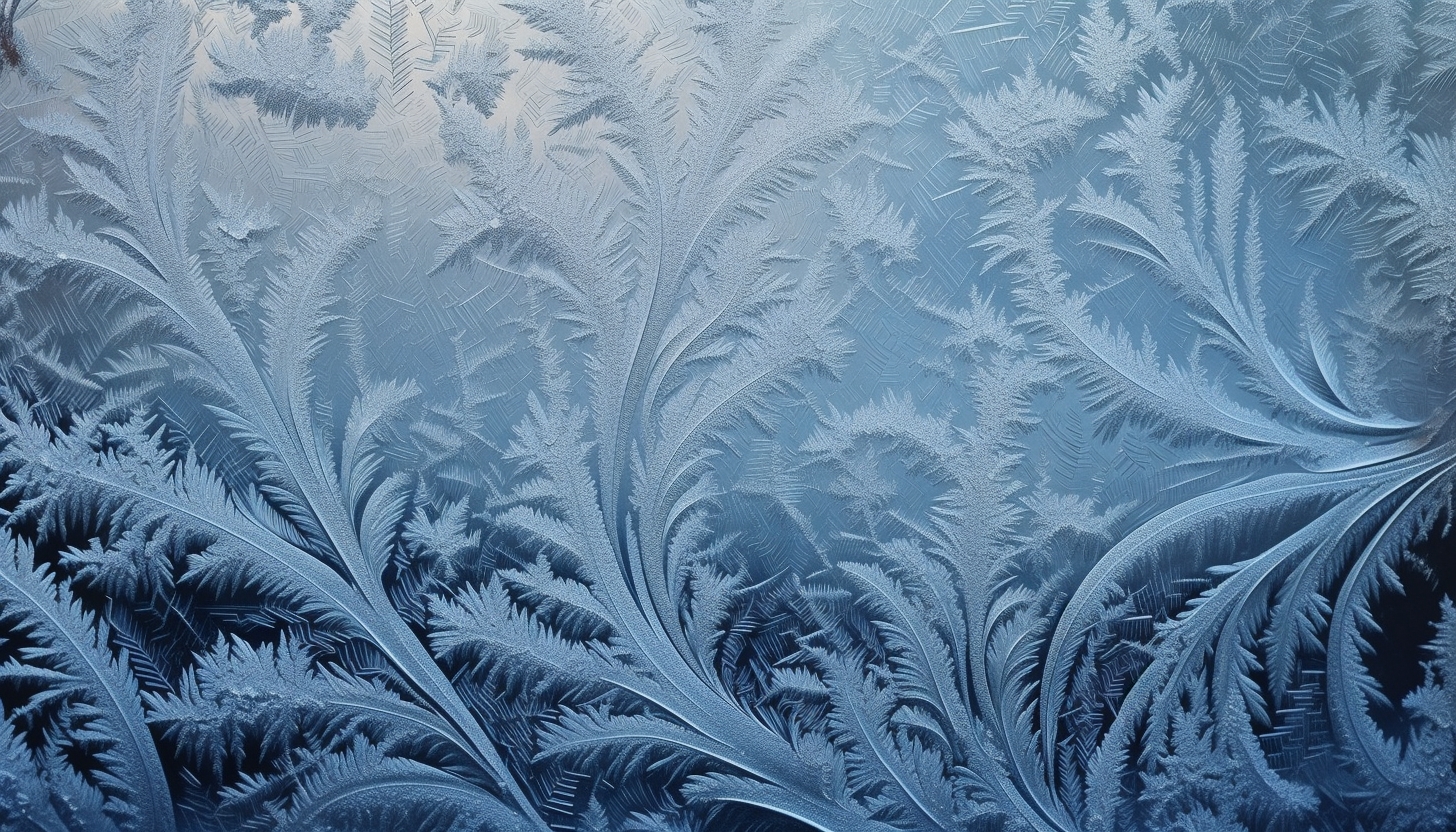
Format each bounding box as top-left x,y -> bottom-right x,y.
0,2 -> 1454,831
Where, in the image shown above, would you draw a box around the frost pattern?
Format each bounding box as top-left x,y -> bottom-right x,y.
0,2 -> 1453,832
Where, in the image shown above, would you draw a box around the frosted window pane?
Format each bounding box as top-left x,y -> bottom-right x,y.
0,2 -> 1452,831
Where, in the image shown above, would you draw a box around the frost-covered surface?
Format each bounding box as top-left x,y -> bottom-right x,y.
0,1 -> 1453,831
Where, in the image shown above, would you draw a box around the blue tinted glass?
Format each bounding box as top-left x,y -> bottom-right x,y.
0,2 -> 1453,831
